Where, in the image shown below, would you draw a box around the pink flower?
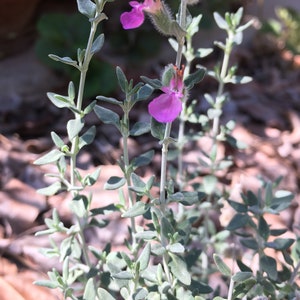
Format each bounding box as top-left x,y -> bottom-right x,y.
120,0 -> 161,29
148,69 -> 184,123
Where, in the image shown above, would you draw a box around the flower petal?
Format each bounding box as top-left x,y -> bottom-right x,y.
120,8 -> 145,29
148,92 -> 182,123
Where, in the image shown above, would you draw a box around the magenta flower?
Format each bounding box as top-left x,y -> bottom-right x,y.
148,71 -> 184,123
120,0 -> 162,29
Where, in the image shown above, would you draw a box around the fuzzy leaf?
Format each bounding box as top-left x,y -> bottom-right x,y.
227,199 -> 247,213
79,126 -> 96,149
260,255 -> 277,281
240,238 -> 258,250
48,55 -> 78,68
105,176 -> 126,190
136,84 -> 153,101
258,216 -> 270,241
169,254 -> 191,285
51,132 -> 65,148
184,67 -> 206,90
97,288 -> 115,300
150,117 -> 166,140
130,122 -> 151,136
226,213 -> 249,231
265,238 -> 295,250
168,243 -> 185,254
122,201 -> 149,218
132,150 -> 154,169
137,242 -> 151,271
34,149 -> 64,165
91,34 -> 104,54
113,271 -> 134,280
232,272 -> 253,282
83,278 -> 96,300
76,0 -> 96,18
213,254 -> 231,276
67,118 -> 84,141
47,92 -> 72,109
213,12 -> 228,30
94,105 -> 120,128
116,66 -> 128,92
37,181 -> 62,196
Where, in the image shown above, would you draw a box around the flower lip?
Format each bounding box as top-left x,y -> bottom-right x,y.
120,0 -> 162,30
148,66 -> 185,123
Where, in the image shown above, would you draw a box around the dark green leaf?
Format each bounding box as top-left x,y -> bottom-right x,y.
140,76 -> 162,89
270,190 -> 294,212
184,67 -> 206,90
132,150 -> 154,169
258,216 -> 270,241
136,84 -> 153,101
94,105 -> 120,128
265,238 -> 295,250
240,238 -> 258,250
243,190 -> 258,206
269,228 -> 287,236
116,66 -> 128,93
130,122 -> 150,136
227,199 -> 248,213
96,95 -> 122,105
150,117 -> 166,140
260,255 -> 277,281
178,191 -> 206,206
236,259 -> 252,272
233,278 -> 256,298
226,213 -> 250,231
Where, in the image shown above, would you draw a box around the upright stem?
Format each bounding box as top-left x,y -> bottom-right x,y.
123,110 -> 137,251
212,34 -> 232,138
159,122 -> 173,213
158,0 -> 187,288
69,16 -> 99,270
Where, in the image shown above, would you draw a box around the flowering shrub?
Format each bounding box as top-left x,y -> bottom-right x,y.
34,0 -> 300,299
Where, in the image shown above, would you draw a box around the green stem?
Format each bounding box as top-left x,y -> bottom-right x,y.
122,110 -> 137,251
158,0 -> 188,288
159,122 -> 172,213
68,13 -> 99,279
212,33 -> 233,138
